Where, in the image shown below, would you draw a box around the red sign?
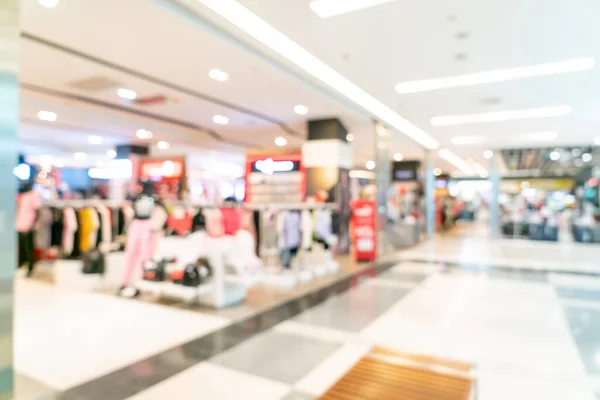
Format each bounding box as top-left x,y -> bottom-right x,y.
351,199 -> 377,262
139,159 -> 184,180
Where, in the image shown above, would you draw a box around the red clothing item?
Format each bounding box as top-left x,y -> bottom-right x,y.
220,207 -> 241,236
167,211 -> 193,236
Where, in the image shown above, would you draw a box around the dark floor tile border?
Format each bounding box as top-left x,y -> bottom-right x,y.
404,258 -> 600,278
56,260 -> 398,400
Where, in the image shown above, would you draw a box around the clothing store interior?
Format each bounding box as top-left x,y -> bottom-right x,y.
4,0 -> 600,399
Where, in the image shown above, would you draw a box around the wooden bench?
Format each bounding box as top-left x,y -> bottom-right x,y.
318,346 -> 476,400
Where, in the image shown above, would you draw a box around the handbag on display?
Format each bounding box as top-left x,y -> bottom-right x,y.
172,257 -> 212,287
81,249 -> 105,275
143,259 -> 168,282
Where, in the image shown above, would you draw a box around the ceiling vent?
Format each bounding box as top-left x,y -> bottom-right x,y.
68,75 -> 121,92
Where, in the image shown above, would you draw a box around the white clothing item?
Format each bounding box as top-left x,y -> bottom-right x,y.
98,206 -> 112,245
301,210 -> 312,250
276,211 -> 287,249
314,209 -> 332,240
62,207 -> 78,256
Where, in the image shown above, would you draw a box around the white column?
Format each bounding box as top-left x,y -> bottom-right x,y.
425,150 -> 435,239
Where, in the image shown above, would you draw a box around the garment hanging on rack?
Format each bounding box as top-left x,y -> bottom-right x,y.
167,206 -> 193,236
192,209 -> 206,232
34,208 -> 53,250
62,207 -> 78,257
50,208 -> 64,248
220,207 -> 241,236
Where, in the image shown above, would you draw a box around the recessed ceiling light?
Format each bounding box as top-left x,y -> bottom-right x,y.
346,133 -> 354,142
582,153 -> 593,163
433,168 -> 442,176
484,150 -> 494,160
365,160 -> 375,170
275,136 -> 288,147
38,0 -> 59,8
452,136 -> 484,145
310,0 -> 397,18
393,153 -> 403,161
594,137 -> 600,145
293,105 -> 309,115
190,0 -> 438,149
37,110 -> 57,122
549,150 -> 561,161
88,135 -> 103,145
213,115 -> 229,125
107,149 -> 117,159
209,68 -> 229,82
431,105 -> 572,126
73,152 -> 86,160
136,129 -> 153,139
117,88 -> 137,100
438,148 -> 474,175
157,141 -> 170,150
396,58 -> 595,94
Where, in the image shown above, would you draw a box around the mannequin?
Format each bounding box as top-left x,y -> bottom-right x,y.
16,178 -> 41,277
120,181 -> 161,298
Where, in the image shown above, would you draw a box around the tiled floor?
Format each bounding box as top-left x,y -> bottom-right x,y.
13,224 -> 600,399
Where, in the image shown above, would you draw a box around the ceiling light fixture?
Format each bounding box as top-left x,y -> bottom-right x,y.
549,150 -> 561,161
395,57 -> 595,94
136,129 -> 153,139
191,0 -> 439,149
365,160 -> 375,170
274,136 -> 288,147
346,133 -> 354,142
209,68 -> 229,82
451,136 -> 484,145
310,0 -> 397,18
157,141 -> 170,150
293,105 -> 309,115
88,135 -> 103,145
431,105 -> 572,126
484,150 -> 494,160
107,149 -> 117,159
213,114 -> 229,125
393,153 -> 403,161
117,88 -> 137,100
438,148 -> 474,175
38,0 -> 60,8
37,110 -> 57,122
582,153 -> 593,163
433,168 -> 442,176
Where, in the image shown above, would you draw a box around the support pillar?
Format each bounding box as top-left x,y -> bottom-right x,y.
489,154 -> 500,238
0,1 -> 19,398
425,150 -> 435,239
303,118 -> 352,254
374,121 -> 391,256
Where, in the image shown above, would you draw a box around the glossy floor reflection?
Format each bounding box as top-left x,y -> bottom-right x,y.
126,260 -> 600,399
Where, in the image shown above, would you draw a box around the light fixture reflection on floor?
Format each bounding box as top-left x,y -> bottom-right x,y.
431,106 -> 572,126
396,57 -> 595,94
310,0 -> 397,18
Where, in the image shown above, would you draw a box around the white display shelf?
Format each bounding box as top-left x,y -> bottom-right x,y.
136,280 -> 213,302
263,272 -> 298,289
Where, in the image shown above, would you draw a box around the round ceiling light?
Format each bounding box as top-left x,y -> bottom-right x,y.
117,88 -> 137,100
213,115 -> 229,125
136,129 -> 153,139
346,133 -> 354,142
293,105 -> 309,115
107,149 -> 117,159
582,153 -> 593,163
433,168 -> 442,176
157,141 -> 170,150
209,69 -> 229,82
549,150 -> 561,161
37,110 -> 57,122
365,161 -> 375,170
38,0 -> 59,8
393,153 -> 404,161
484,150 -> 494,160
275,136 -> 287,147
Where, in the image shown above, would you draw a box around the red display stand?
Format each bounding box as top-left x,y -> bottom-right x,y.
351,200 -> 377,262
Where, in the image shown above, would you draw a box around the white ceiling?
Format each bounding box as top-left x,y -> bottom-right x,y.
19,0 -> 424,171
177,0 -> 600,172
